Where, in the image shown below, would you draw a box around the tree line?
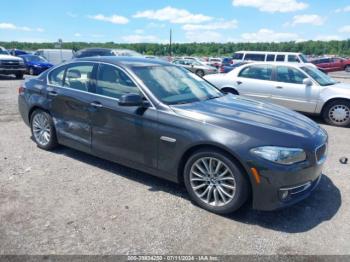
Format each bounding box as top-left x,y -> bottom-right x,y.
1,40 -> 350,57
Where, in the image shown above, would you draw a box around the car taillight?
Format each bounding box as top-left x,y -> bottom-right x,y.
220,67 -> 225,73
18,86 -> 25,94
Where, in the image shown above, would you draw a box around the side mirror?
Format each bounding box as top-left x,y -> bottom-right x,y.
303,78 -> 313,86
119,93 -> 144,107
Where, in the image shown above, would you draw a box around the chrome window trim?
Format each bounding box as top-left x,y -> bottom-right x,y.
46,60 -> 156,109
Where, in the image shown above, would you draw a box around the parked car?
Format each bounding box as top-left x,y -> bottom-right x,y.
208,57 -> 222,68
172,58 -> 218,76
219,61 -> 249,73
232,51 -> 316,67
18,57 -> 327,214
0,46 -> 26,79
205,62 -> 350,127
9,49 -> 29,56
311,57 -> 350,73
222,57 -> 233,66
33,49 -> 74,65
74,48 -> 143,59
18,54 -> 54,75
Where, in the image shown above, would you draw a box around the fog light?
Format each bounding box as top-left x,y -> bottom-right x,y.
280,190 -> 289,200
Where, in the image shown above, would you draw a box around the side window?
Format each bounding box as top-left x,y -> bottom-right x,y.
244,53 -> 265,61
64,63 -> 94,91
233,53 -> 244,60
276,55 -> 285,62
276,66 -> 307,84
239,65 -> 273,80
266,54 -> 275,61
288,55 -> 300,63
48,65 -> 66,86
96,64 -> 139,99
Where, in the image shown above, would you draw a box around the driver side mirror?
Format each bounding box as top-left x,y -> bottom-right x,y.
303,78 -> 313,86
119,93 -> 147,107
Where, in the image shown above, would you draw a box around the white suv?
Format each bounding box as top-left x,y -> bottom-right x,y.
0,46 -> 26,79
204,62 -> 350,127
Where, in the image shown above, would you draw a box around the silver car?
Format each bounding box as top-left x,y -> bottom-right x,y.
173,59 -> 218,77
204,62 -> 350,127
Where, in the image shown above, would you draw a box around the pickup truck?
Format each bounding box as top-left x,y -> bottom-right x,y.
0,46 -> 26,79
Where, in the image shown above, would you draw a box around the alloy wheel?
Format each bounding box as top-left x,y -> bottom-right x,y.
32,113 -> 51,146
190,157 -> 236,207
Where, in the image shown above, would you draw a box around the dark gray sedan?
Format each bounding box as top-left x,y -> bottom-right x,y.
18,57 -> 327,214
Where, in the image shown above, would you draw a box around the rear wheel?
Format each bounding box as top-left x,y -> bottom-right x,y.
15,73 -> 24,79
184,149 -> 249,214
322,100 -> 350,127
30,109 -> 58,150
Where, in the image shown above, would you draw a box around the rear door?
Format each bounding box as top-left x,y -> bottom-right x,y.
90,63 -> 158,169
234,64 -> 275,102
47,62 -> 97,152
269,65 -> 319,113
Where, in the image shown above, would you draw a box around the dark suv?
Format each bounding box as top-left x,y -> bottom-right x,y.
18,57 -> 328,214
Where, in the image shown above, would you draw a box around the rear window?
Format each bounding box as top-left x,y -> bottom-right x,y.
276,55 -> 285,62
239,65 -> 273,81
244,53 -> 265,61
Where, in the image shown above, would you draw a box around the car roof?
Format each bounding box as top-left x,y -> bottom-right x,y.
78,48 -> 112,52
239,61 -> 312,67
235,51 -> 301,55
75,56 -> 171,67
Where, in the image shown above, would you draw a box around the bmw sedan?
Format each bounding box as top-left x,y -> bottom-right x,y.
18,57 -> 328,214
204,62 -> 350,127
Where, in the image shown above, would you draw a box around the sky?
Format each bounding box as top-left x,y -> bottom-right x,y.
0,0 -> 350,43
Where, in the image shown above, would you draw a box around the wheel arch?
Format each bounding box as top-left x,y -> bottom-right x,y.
28,105 -> 51,123
321,97 -> 350,115
221,87 -> 239,95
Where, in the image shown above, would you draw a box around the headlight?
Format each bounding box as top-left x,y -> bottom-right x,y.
250,146 -> 306,165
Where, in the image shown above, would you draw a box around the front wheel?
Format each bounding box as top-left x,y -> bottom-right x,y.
184,149 -> 250,214
30,109 -> 58,150
345,65 -> 350,72
322,100 -> 350,127
29,67 -> 35,75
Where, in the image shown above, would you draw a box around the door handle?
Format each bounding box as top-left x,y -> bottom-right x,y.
48,91 -> 58,96
236,81 -> 242,85
90,101 -> 103,108
276,86 -> 283,89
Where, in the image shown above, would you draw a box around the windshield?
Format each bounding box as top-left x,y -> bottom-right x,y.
0,49 -> 9,55
301,66 -> 338,86
299,54 -> 308,63
25,55 -> 47,62
132,65 -> 223,105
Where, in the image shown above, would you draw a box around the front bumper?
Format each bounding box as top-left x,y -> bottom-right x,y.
0,67 -> 26,75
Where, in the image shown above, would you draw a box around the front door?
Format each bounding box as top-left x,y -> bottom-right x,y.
90,63 -> 158,169
269,65 -> 319,113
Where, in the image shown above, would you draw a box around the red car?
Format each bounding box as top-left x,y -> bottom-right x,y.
311,57 -> 350,73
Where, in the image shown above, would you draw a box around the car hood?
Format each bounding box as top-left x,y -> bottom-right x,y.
170,95 -> 320,138
0,54 -> 22,61
329,82 -> 350,92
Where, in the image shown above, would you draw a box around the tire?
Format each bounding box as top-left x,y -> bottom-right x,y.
29,67 -> 35,75
222,88 -> 238,95
195,70 -> 204,77
30,109 -> 58,150
322,100 -> 350,127
184,149 -> 250,214
345,65 -> 350,72
15,73 -> 24,79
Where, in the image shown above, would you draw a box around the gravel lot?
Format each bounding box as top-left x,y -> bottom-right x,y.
0,72 -> 349,255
